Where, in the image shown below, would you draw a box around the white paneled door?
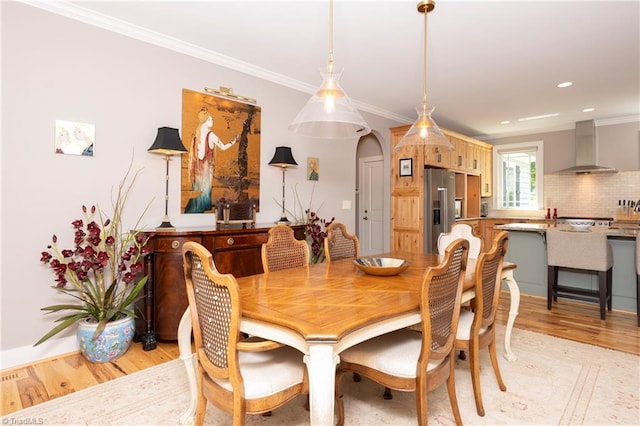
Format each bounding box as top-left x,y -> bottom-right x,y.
359,155 -> 384,255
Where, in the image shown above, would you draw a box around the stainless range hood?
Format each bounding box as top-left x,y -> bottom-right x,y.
556,120 -> 618,174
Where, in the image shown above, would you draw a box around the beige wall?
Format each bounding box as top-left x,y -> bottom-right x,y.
0,2 -> 400,366
489,120 -> 640,173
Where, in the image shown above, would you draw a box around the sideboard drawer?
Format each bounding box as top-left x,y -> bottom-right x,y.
212,233 -> 268,249
154,236 -> 203,253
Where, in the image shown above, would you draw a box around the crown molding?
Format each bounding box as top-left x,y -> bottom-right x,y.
595,115 -> 640,127
19,0 -> 408,124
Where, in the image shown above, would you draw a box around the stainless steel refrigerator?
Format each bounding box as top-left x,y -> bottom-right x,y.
424,168 -> 456,253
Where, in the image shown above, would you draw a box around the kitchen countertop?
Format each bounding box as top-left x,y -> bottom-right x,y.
496,223 -> 638,239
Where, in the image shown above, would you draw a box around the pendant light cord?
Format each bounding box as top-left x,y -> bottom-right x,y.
422,4 -> 428,109
328,0 -> 335,75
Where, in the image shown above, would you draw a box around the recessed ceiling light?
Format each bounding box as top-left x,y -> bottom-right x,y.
582,108 -> 595,112
518,113 -> 560,122
500,120 -> 511,125
557,82 -> 573,88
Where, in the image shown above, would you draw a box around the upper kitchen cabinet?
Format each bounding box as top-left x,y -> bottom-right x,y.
480,146 -> 493,197
450,136 -> 466,171
424,144 -> 451,169
466,143 -> 482,174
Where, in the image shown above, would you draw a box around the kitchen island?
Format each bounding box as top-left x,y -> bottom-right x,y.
495,223 -> 637,313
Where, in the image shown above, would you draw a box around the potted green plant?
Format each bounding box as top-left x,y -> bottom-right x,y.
35,166 -> 152,362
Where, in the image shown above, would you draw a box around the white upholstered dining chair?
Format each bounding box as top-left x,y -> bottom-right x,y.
438,223 -> 482,259
335,239 -> 470,426
181,241 -> 308,425
455,230 -> 509,416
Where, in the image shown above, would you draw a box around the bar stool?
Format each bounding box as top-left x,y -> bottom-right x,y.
546,228 -> 613,320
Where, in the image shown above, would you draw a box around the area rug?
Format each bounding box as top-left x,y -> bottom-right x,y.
2,327 -> 639,425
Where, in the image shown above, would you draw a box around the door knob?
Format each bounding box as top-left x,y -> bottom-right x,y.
363,216 -> 368,220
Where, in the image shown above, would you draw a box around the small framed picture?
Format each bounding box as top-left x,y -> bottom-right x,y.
399,158 -> 413,177
55,120 -> 95,156
307,157 -> 319,181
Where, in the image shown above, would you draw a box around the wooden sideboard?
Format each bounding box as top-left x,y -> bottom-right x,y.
135,224 -> 306,349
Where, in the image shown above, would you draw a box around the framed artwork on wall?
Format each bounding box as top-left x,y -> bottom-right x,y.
55,120 -> 95,156
180,88 -> 262,215
307,157 -> 319,181
399,158 -> 413,177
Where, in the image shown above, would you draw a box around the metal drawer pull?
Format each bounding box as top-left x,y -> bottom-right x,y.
227,237 -> 234,245
171,240 -> 180,249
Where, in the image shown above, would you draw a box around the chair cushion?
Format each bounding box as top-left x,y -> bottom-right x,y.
340,329 -> 444,378
212,346 -> 305,399
455,310 -> 487,340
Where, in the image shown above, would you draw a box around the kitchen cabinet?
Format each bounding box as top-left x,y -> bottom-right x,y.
425,144 -> 451,168
466,143 -> 482,173
466,174 -> 481,218
391,125 -> 424,253
480,146 -> 493,197
391,124 -> 493,254
450,137 -> 466,171
135,224 -> 306,348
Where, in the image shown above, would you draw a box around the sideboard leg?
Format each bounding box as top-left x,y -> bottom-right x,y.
136,253 -> 157,350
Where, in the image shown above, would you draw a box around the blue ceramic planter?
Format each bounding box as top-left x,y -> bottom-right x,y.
77,316 -> 135,363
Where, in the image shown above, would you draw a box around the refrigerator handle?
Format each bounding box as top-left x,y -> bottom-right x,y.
438,187 -> 448,232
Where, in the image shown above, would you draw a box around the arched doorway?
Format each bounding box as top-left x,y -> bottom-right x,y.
356,132 -> 386,255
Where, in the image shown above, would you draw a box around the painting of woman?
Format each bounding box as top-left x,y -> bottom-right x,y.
184,107 -> 238,213
181,89 -> 262,216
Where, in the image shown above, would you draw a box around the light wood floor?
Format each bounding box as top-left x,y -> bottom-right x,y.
2,293 -> 638,416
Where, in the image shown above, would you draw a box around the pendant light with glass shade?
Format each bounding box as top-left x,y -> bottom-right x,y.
395,0 -> 453,151
288,0 -> 371,139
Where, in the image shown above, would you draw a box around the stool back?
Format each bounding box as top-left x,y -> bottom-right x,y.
546,228 -> 612,271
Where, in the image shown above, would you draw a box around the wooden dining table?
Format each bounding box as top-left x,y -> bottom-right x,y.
177,251 -> 519,426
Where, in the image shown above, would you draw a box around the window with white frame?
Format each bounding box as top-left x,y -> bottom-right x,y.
493,141 -> 543,210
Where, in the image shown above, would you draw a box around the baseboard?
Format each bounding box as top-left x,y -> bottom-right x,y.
0,335 -> 79,370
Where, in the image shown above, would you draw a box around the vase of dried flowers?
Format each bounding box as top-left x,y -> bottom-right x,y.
35,165 -> 151,362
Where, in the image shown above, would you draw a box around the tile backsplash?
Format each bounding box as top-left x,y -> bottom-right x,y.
488,170 -> 640,219
544,170 -> 640,219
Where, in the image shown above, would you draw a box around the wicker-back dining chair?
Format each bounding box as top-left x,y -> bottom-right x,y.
455,230 -> 509,416
324,222 -> 360,263
182,242 -> 308,425
261,224 -> 310,272
335,238 -> 470,426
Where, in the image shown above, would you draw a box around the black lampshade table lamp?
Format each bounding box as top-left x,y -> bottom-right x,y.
269,146 -> 297,224
148,127 -> 187,230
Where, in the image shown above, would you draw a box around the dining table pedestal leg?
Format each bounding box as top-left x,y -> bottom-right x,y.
304,344 -> 340,426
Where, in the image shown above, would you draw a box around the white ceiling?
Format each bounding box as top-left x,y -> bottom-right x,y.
31,0 -> 640,139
